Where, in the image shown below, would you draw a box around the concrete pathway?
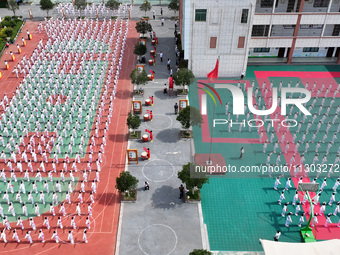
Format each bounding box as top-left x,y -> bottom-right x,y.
116,6 -> 206,255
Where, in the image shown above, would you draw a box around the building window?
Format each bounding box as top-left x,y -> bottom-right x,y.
303,47 -> 319,52
238,37 -> 245,48
332,25 -> 340,36
313,0 -> 330,7
195,9 -> 207,22
251,25 -> 270,37
254,48 -> 270,53
241,9 -> 249,23
260,0 -> 277,8
210,37 -> 217,48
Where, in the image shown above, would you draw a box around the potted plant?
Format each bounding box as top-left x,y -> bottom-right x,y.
176,106 -> 202,138
116,171 -> 139,202
127,112 -> 141,139
134,43 -> 147,63
172,68 -> 195,95
40,0 -> 54,17
168,0 -> 179,15
139,0 -> 151,16
178,162 -> 209,203
105,0 -> 121,10
135,20 -> 153,38
189,249 -> 212,255
130,68 -> 148,95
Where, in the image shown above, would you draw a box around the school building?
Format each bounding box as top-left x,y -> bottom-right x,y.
179,0 -> 340,77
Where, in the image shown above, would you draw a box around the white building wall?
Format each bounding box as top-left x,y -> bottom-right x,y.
183,0 -> 191,60
183,1 -> 340,68
249,38 -> 293,48
184,0 -> 256,77
271,15 -> 298,25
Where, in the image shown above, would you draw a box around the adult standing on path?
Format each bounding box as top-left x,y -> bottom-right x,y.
174,103 -> 178,115
240,147 -> 244,159
179,184 -> 184,199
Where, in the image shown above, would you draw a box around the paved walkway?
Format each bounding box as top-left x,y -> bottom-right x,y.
116,6 -> 206,255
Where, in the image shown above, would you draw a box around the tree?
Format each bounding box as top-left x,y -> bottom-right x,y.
105,0 -> 121,10
133,43 -> 147,57
7,0 -> 19,16
135,21 -> 153,37
172,68 -> 195,91
130,68 -> 148,89
74,0 -> 87,11
178,163 -> 209,194
140,0 -> 151,16
115,171 -> 139,193
127,113 -> 141,134
176,106 -> 203,131
40,0 -> 54,16
168,0 -> 179,14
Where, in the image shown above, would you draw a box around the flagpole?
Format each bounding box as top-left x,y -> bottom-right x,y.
206,56 -> 220,165
207,103 -> 216,165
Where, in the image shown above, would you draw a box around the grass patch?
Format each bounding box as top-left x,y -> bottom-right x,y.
186,190 -> 200,200
180,130 -> 192,138
129,130 -> 141,139
122,189 -> 137,201
176,89 -> 188,95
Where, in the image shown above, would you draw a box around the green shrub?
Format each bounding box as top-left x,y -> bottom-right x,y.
10,20 -> 23,41
0,39 -> 6,52
1,21 -> 10,27
8,20 -> 16,27
2,27 -> 13,37
3,16 -> 12,21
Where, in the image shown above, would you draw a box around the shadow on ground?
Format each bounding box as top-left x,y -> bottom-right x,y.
151,185 -> 183,210
155,128 -> 180,143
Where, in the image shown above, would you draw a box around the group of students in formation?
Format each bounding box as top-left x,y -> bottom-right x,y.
275,176 -> 340,228
56,2 -> 129,19
0,15 -> 129,244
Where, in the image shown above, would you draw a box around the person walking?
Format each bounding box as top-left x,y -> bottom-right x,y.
174,103 -> 178,115
239,147 -> 244,159
273,230 -> 281,241
167,58 -> 171,70
179,184 -> 184,199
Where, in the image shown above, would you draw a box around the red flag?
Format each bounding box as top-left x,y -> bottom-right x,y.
207,58 -> 219,82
